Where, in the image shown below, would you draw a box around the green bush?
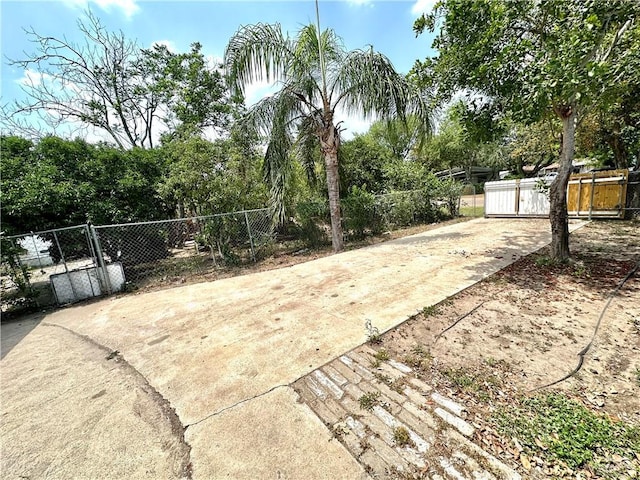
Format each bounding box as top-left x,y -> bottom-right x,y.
378,192 -> 415,228
342,186 -> 380,239
294,198 -> 330,248
435,177 -> 464,217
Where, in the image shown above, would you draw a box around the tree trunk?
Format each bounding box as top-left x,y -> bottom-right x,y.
319,122 -> 344,252
549,105 -> 577,261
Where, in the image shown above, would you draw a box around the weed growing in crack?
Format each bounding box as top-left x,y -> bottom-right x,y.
411,343 -> 430,357
422,304 -> 439,316
393,426 -> 414,448
404,344 -> 432,372
390,378 -> 406,394
359,392 -> 381,411
374,349 -> 389,361
373,372 -> 392,385
365,319 -> 382,344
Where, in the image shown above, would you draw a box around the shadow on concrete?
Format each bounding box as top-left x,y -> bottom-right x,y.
1,313 -> 45,360
459,231 -> 550,282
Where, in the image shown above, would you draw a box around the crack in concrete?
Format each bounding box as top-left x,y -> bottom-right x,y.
185,384 -> 290,429
41,322 -> 193,480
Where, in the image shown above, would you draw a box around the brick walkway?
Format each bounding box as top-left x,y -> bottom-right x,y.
293,345 -> 522,480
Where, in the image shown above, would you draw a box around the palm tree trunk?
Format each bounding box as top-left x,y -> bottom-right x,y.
549,105 -> 577,261
320,125 -> 344,252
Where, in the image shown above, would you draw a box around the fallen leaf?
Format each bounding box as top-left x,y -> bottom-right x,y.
520,453 -> 531,471
535,438 -> 548,450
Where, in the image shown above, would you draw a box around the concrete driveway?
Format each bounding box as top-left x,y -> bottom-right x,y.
1,218 -> 584,479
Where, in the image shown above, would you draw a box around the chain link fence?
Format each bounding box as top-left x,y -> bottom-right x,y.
1,225 -> 99,314
93,209 -> 273,289
458,184 -> 484,217
1,209 -> 273,317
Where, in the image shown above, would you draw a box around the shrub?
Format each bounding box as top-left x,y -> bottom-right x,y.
435,177 -> 464,217
294,198 -> 330,248
342,186 -> 379,239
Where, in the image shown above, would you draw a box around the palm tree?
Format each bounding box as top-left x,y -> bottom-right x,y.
225,18 -> 431,252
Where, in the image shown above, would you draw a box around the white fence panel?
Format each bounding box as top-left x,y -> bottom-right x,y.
518,179 -> 550,216
485,178 -> 551,217
485,180 -> 518,216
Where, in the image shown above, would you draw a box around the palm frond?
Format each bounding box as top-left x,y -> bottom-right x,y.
242,88 -> 303,137
264,130 -> 292,225
259,89 -> 308,224
331,49 -> 405,117
331,49 -> 433,146
224,23 -> 294,97
294,116 -> 320,185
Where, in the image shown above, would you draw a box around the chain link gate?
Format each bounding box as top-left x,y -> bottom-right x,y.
1,225 -> 102,314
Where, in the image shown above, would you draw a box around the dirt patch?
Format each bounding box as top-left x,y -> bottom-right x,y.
378,220 -> 640,478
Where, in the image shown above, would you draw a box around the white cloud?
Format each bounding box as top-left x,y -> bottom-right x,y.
15,69 -> 48,87
411,0 -> 437,16
346,0 -> 374,6
62,0 -> 140,19
16,68 -> 83,94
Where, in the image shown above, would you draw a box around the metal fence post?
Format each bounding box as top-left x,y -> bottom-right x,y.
52,230 -> 80,302
244,211 -> 256,262
90,225 -> 112,295
29,232 -> 45,271
589,172 -> 596,220
84,224 -> 98,267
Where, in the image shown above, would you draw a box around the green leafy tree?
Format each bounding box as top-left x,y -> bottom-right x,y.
415,0 -> 639,260
157,136 -> 268,217
577,83 -> 640,170
137,42 -> 233,141
507,117 -> 561,177
0,135 -> 169,233
367,117 -> 424,161
225,15 -> 431,252
3,12 -> 231,148
416,101 -> 506,182
339,134 -> 393,194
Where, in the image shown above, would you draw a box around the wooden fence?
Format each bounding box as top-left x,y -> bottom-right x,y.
567,169 -> 628,219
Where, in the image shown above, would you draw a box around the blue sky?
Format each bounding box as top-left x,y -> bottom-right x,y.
1,0 -> 437,140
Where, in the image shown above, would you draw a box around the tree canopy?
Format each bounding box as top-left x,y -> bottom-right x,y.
0,135 -> 170,233
3,12 -> 233,148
